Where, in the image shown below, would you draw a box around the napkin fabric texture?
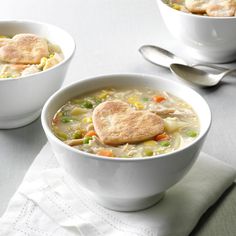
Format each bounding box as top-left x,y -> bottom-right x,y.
0,143 -> 235,236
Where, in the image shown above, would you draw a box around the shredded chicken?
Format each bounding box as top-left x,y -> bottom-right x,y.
21,65 -> 40,76
64,139 -> 83,146
150,108 -> 175,116
92,136 -> 107,147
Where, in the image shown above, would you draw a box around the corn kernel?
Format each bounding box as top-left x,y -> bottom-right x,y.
143,140 -> 157,146
0,73 -> 11,78
41,57 -> 47,64
134,102 -> 144,110
97,90 -> 109,99
172,3 -> 181,10
39,57 -> 48,69
82,117 -> 93,124
128,96 -> 138,104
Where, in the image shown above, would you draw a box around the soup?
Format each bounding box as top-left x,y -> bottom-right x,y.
52,88 -> 199,158
166,0 -> 236,17
0,33 -> 63,79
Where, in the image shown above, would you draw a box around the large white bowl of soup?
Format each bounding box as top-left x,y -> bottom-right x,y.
157,0 -> 236,63
0,20 -> 75,129
41,74 -> 211,211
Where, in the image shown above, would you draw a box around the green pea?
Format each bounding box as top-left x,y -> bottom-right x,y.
83,136 -> 93,144
144,149 -> 153,156
142,97 -> 149,102
186,130 -> 198,137
160,141 -> 170,147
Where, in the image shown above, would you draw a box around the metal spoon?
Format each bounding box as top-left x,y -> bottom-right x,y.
170,63 -> 236,87
139,45 -> 228,71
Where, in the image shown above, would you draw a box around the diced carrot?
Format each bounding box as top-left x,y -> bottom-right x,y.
97,149 -> 113,157
84,130 -> 97,137
153,95 -> 166,103
155,132 -> 170,141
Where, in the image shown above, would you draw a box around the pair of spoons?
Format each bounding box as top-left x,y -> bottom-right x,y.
139,45 -> 236,87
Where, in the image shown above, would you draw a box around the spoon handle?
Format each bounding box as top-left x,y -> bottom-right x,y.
220,68 -> 236,79
192,63 -> 229,71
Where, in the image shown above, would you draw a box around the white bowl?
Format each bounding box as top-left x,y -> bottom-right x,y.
0,20 -> 75,129
41,74 -> 211,211
157,0 -> 236,63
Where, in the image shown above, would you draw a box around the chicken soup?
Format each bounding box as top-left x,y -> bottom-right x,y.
0,33 -> 63,79
52,88 -> 199,158
166,0 -> 236,17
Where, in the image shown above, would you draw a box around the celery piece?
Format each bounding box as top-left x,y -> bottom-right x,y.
80,100 -> 93,109
83,136 -> 93,144
61,117 -> 73,123
55,131 -> 68,141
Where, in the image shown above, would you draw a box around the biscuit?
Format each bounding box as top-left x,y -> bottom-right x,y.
92,100 -> 164,145
185,0 -> 210,14
206,0 -> 236,16
0,33 -> 49,64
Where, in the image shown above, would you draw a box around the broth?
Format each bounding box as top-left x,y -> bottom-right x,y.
52,87 -> 199,158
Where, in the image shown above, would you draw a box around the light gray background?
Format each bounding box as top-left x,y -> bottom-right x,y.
0,0 -> 236,235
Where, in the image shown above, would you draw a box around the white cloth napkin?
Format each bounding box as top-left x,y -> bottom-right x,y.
0,143 -> 235,236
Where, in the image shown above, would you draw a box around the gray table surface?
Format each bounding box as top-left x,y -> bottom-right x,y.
0,0 -> 236,235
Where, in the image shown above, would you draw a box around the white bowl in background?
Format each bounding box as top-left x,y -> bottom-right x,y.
0,20 -> 75,129
41,74 -> 211,211
157,0 -> 236,63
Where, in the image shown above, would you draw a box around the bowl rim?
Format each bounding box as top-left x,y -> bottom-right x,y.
157,0 -> 236,20
0,19 -> 76,82
41,73 -> 212,162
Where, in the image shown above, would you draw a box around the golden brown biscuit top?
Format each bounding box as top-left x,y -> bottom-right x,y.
0,33 -> 49,64
92,100 -> 164,145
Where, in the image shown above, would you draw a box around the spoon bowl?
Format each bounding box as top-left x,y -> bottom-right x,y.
139,45 -> 228,71
170,63 -> 236,87
139,45 -> 186,68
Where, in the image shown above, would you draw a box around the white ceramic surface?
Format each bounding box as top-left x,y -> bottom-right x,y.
41,74 -> 211,211
157,0 -> 236,63
0,20 -> 75,129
